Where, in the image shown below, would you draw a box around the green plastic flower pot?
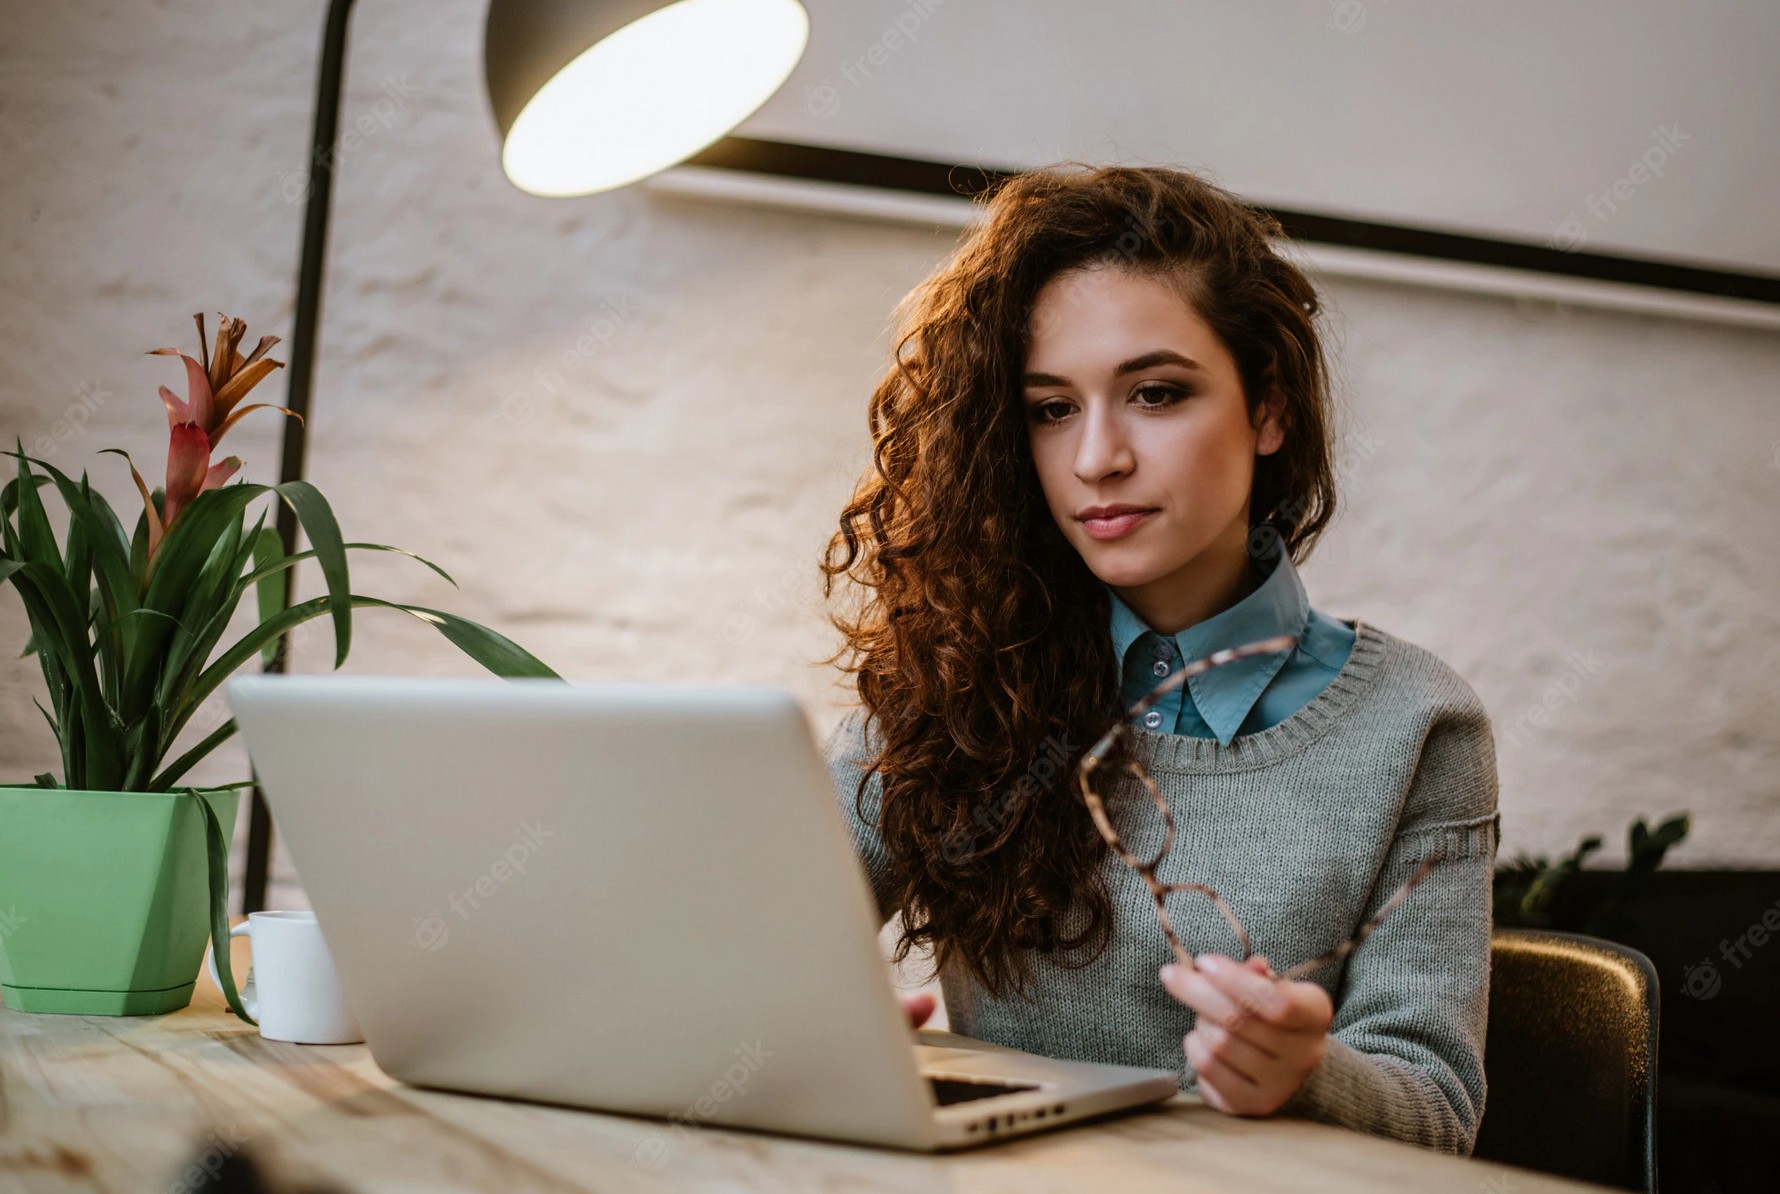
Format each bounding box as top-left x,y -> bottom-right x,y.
0,785 -> 240,1016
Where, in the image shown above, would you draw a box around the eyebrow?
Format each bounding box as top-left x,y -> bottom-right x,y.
1021,349 -> 1203,388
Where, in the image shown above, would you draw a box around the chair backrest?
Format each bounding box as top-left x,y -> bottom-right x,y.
1473,928 -> 1659,1192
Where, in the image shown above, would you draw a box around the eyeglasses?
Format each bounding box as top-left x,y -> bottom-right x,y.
1074,633 -> 1438,983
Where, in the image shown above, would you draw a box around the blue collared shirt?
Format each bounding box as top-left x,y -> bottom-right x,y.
1104,544 -> 1356,746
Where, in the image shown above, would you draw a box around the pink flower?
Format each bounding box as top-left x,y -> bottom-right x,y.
123,313 -> 302,558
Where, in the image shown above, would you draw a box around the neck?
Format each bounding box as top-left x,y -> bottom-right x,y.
1111,520 -> 1262,636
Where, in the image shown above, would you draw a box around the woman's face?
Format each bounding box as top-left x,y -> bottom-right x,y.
1021,264 -> 1284,618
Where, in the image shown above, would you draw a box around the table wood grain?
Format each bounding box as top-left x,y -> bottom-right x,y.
0,965 -> 1609,1193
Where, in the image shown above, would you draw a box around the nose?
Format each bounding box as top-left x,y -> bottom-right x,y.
1073,398 -> 1135,483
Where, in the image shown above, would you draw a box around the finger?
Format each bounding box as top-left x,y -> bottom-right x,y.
1266,981 -> 1335,1034
1195,953 -> 1293,1026
1193,1016 -> 1280,1069
1160,960 -> 1249,1029
1243,954 -> 1274,977
1185,1027 -> 1258,1093
901,992 -> 936,1028
1162,965 -> 1304,1057
1202,980 -> 1330,1050
1195,1071 -> 1238,1114
1164,960 -> 1294,1049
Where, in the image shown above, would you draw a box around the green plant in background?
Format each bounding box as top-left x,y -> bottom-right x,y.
1493,812 -> 1691,936
0,313 -> 560,1021
1,313 -> 560,794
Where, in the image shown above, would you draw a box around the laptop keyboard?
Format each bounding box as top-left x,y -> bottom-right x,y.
928,1076 -> 1040,1106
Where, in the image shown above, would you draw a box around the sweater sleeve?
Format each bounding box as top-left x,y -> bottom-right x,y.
818,707 -> 899,928
1275,681 -> 1502,1156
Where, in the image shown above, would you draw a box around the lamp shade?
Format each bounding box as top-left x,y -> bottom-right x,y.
484,0 -> 810,198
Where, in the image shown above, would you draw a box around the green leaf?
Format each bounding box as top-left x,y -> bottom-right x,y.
157,511 -> 245,704
246,521 -> 284,665
119,482 -> 262,728
155,511 -> 270,720
1651,813 -> 1690,850
122,703 -> 162,790
239,540 -> 458,593
1,471 -> 54,567
359,599 -> 560,679
2,446 -> 138,620
64,509 -> 92,627
270,481 -> 352,669
149,717 -> 238,792
0,471 -> 52,520
11,442 -> 61,573
170,592 -> 560,742
181,786 -> 256,1026
33,695 -> 58,740
31,772 -> 58,789
2,554 -> 123,789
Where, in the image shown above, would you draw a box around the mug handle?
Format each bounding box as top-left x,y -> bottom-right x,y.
205,922 -> 258,1020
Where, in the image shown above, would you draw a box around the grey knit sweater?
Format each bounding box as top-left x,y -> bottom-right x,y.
820,619 -> 1501,1156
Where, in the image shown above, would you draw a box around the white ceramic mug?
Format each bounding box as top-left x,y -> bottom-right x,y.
205,910 -> 364,1044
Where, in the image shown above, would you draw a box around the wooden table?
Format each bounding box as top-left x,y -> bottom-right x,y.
0,976 -> 1609,1193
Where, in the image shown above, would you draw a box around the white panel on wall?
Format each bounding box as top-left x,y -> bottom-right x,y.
741,0 -> 1780,275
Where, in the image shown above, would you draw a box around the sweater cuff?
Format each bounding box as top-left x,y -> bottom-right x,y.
1277,1034 -> 1468,1154
1281,1033 -> 1375,1119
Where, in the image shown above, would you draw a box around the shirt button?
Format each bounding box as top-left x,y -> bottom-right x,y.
1153,641 -> 1171,661
1143,710 -> 1164,729
1152,660 -> 1170,677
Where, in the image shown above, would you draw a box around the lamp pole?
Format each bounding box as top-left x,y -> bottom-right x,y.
242,0 -> 357,912
242,0 -> 815,909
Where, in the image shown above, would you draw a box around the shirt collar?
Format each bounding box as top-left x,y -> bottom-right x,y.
1103,538 -> 1310,746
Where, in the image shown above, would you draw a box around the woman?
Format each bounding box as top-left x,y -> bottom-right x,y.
817,164 -> 1500,1156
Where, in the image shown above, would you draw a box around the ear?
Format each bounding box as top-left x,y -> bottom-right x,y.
1253,384 -> 1288,458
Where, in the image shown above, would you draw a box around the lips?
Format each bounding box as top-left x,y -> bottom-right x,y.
1079,508 -> 1157,541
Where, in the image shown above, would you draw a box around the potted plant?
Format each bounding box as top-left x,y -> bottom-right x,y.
0,313 -> 559,1018
1493,812 -> 1691,936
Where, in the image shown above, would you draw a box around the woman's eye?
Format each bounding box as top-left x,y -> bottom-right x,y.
1134,384 -> 1186,408
1028,386 -> 1185,424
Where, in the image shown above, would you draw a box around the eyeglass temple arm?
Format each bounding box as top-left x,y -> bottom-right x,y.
1273,855 -> 1442,983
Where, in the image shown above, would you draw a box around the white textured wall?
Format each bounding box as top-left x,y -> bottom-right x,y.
2,0 -> 1777,941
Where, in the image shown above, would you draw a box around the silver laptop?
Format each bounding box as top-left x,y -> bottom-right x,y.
225,674 -> 1180,1151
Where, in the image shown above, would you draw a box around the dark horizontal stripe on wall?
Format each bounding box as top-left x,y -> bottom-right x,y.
684,136 -> 1780,306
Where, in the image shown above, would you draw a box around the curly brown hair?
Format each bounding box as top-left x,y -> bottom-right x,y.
818,162 -> 1340,999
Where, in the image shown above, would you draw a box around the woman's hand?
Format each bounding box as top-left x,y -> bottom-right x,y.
900,991 -> 937,1028
1159,953 -> 1334,1116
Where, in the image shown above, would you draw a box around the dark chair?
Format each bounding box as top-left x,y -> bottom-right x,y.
1473,928 -> 1660,1191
